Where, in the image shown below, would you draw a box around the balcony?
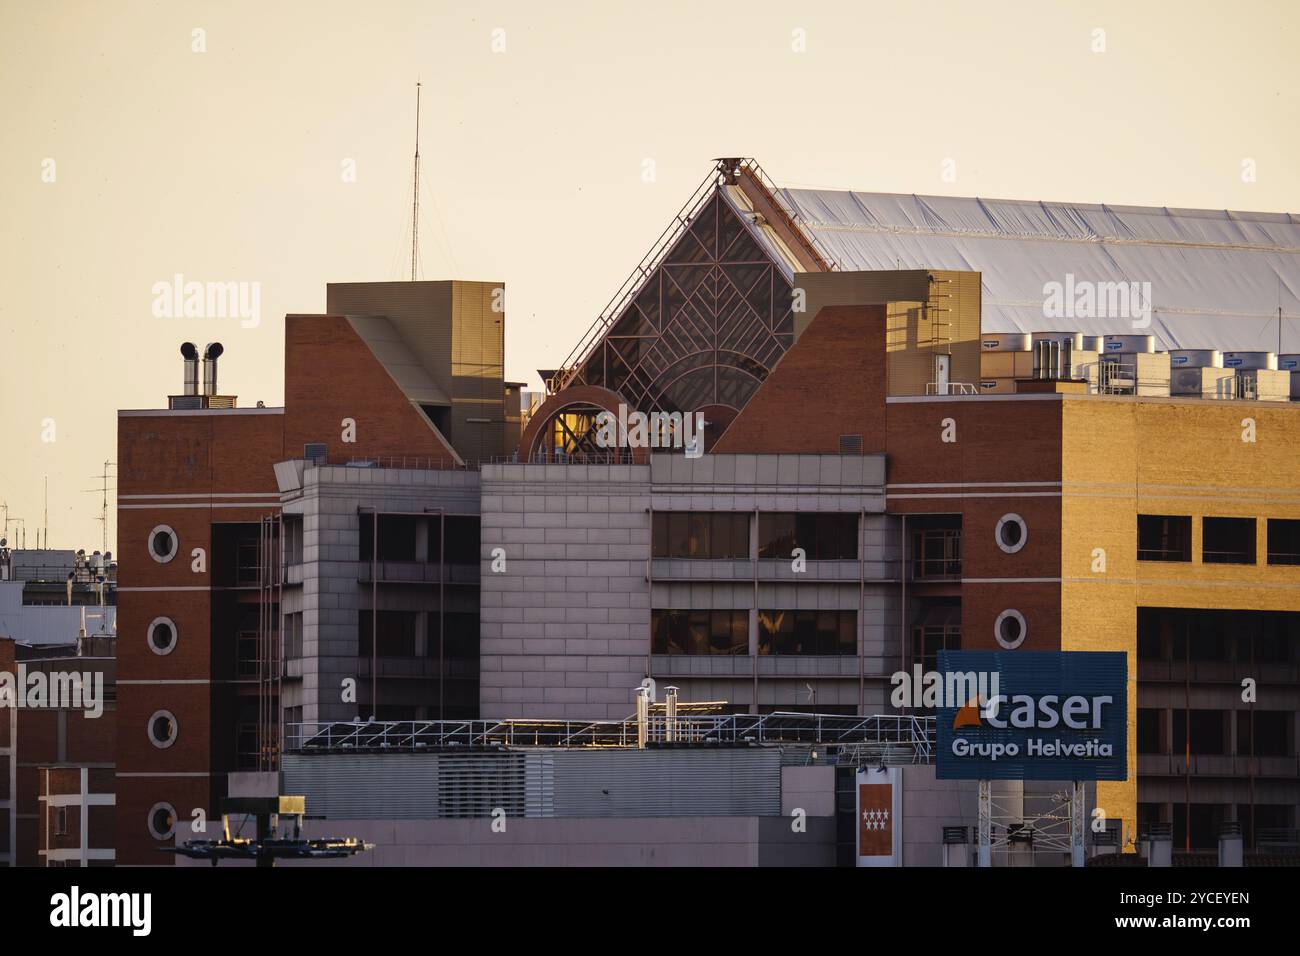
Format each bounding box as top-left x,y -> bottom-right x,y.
1138,753 -> 1300,779
911,528 -> 961,581
357,560 -> 480,586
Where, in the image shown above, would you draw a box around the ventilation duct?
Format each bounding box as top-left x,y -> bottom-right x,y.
180,342 -> 199,396
202,342 -> 224,396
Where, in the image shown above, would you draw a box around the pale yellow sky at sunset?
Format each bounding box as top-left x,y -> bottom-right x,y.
1,0 -> 1296,551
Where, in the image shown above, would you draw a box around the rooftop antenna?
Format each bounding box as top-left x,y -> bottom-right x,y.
43,475 -> 48,550
85,462 -> 116,554
1279,276 -> 1285,356
411,80 -> 421,281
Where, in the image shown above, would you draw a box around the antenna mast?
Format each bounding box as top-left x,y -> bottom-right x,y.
87,461 -> 116,554
411,80 -> 421,281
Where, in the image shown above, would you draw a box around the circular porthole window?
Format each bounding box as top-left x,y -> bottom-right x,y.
994,609 -> 1027,649
147,802 -> 177,840
148,525 -> 178,564
147,616 -> 177,656
148,709 -> 178,749
995,513 -> 1028,554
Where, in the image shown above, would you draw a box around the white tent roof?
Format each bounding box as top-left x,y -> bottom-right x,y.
780,188 -> 1300,352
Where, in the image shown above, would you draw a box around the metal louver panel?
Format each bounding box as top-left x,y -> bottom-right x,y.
436,754 -> 526,818
525,752 -> 556,818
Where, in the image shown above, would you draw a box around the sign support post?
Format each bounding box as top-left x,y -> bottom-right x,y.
1071,780 -> 1086,867
977,780 -> 991,867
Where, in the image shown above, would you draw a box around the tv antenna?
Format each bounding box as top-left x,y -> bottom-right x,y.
84,461 -> 116,554
411,80 -> 421,281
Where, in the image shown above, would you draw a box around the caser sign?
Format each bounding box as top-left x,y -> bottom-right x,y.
936,651 -> 1127,781
982,693 -> 1113,729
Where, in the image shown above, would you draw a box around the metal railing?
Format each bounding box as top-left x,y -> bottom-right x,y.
925,382 -> 978,396
285,712 -> 936,759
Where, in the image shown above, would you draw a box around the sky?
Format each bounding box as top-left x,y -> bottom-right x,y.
1,0 -> 1297,552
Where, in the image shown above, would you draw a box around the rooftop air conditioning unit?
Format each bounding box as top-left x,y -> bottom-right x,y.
980,332 -> 1031,352
1103,334 -> 1156,354
1222,351 -> 1276,370
1169,349 -> 1222,368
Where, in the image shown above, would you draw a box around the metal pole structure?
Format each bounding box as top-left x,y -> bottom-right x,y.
752,506 -> 759,712
411,81 -> 421,281
372,512 -> 379,718
439,510 -> 445,721
858,507 -> 865,714
1184,612 -> 1190,852
1071,781 -> 1086,867
978,780 -> 992,867
276,512 -> 284,770
899,515 -> 908,712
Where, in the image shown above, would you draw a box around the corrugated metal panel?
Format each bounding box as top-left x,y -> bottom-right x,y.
283,749 -> 782,819
550,749 -> 781,817
282,753 -> 440,820
782,188 -> 1300,353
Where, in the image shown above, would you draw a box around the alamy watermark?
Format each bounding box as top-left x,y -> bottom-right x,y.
151,273 -> 261,328
890,665 -> 1000,710
0,667 -> 106,718
1042,273 -> 1152,329
594,403 -> 705,458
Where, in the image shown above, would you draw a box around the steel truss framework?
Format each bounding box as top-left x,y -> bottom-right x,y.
977,780 -> 1087,866
571,189 -> 795,415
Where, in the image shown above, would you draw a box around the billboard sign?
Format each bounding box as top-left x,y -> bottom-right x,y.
935,650 -> 1127,781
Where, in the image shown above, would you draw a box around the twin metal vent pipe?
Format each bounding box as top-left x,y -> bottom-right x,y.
180,341 -> 224,396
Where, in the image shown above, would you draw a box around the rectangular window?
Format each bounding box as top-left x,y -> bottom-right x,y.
651,609 -> 749,655
359,610 -> 419,658
1137,515 -> 1191,562
439,516 -> 481,565
757,513 -> 858,560
55,806 -> 68,836
236,540 -> 260,585
359,514 -> 419,562
1202,517 -> 1256,565
236,631 -> 259,678
1267,518 -> 1300,566
1171,709 -> 1227,756
1237,710 -> 1292,757
1137,708 -> 1162,754
912,624 -> 960,674
912,528 -> 962,579
757,609 -> 856,655
430,611 -> 480,660
651,513 -> 749,559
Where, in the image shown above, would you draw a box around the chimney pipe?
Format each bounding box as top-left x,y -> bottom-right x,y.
181,342 -> 199,396
202,342 -> 224,396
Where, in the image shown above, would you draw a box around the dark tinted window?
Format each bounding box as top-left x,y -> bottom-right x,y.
1137,709 -> 1162,754
1202,517 -> 1256,565
1137,515 -> 1191,561
757,609 -> 856,655
652,513 -> 749,558
1267,519 -> 1300,566
758,513 -> 858,560
359,514 -> 419,562
651,609 -> 748,655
